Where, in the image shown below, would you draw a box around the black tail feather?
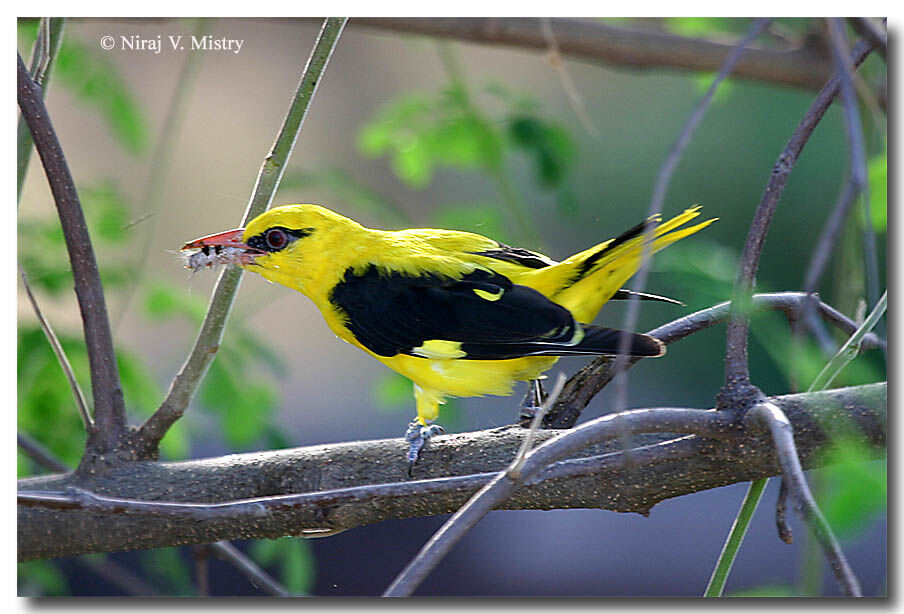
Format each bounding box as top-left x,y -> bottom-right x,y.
460,325 -> 665,359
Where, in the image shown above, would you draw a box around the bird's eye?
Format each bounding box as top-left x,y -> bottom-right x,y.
265,228 -> 288,250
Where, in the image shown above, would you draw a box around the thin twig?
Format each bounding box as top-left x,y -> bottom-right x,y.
747,402 -> 861,596
509,373 -> 565,480
703,477 -> 768,597
547,292 -> 884,428
847,18 -> 886,59
810,291 -> 886,392
209,542 -> 293,597
612,17 -> 772,419
192,545 -> 210,596
17,17 -> 65,202
538,18 -> 599,137
19,267 -> 93,431
720,38 -> 876,404
776,478 -> 794,544
18,54 -> 127,451
383,407 -> 726,596
802,179 -> 861,293
115,18 -> 210,330
827,19 -> 880,316
17,433 -> 70,474
133,18 -> 348,458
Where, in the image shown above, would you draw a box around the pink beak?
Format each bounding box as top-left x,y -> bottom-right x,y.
181,228 -> 248,251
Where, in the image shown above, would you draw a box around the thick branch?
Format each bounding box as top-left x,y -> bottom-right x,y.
18,383 -> 885,561
17,53 -> 127,451
352,18 -> 835,92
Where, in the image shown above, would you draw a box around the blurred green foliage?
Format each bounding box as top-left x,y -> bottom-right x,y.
250,537 -> 316,595
17,17 -> 886,598
819,439 -> 886,539
19,19 -> 148,153
867,150 -> 887,232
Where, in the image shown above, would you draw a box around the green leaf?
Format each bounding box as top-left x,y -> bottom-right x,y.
199,357 -> 274,448
140,548 -> 193,596
665,18 -> 747,37
18,561 -> 69,596
693,71 -> 735,104
357,88 -> 503,189
507,116 -> 575,189
250,537 -> 315,595
818,439 -> 886,538
19,26 -> 148,153
144,282 -> 207,323
727,584 -> 797,597
81,181 -> 132,243
374,372 -> 413,411
867,152 -> 887,233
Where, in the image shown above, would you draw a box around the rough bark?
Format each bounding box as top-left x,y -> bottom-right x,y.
18,383 -> 885,562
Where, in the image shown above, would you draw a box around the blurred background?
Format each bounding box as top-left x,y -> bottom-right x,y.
17,17 -> 886,597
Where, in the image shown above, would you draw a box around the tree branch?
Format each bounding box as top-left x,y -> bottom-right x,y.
720,37 -> 876,405
133,17 -> 348,459
546,292 -> 884,429
18,383 -> 885,562
17,17 -> 65,202
351,18 -> 836,92
747,401 -> 861,596
612,17 -> 772,419
17,52 -> 128,453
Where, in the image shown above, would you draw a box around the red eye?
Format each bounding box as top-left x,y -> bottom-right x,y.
265,229 -> 288,250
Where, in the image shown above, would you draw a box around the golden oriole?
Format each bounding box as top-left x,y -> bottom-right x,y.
183,204 -> 714,471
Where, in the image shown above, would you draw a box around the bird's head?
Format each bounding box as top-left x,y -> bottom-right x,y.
182,204 -> 363,293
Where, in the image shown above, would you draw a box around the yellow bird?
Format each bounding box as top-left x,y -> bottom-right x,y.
183,204 -> 714,471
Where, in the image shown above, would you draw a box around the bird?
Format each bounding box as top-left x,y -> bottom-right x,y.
182,204 -> 715,472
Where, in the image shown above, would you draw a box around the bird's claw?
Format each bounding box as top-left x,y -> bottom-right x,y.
519,380 -> 547,426
405,420 -> 444,476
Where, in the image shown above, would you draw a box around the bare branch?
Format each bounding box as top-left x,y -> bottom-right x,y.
209,541 -> 293,597
546,292 -> 884,429
847,18 -> 886,59
351,18 -> 836,92
776,478 -> 794,544
612,17 -> 773,418
747,401 -> 861,596
17,52 -> 127,452
17,17 -> 65,201
720,37 -> 876,404
17,433 -> 70,474
18,383 -> 885,562
19,267 -> 93,432
133,18 -> 349,458
385,405 -> 724,596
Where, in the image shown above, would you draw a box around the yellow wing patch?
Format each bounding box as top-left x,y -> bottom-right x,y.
473,287 -> 504,302
411,340 -> 467,359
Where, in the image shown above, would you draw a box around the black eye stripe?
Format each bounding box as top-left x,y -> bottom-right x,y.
247,227 -> 313,252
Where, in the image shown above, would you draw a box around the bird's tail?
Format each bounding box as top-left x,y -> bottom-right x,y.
530,206 -> 716,322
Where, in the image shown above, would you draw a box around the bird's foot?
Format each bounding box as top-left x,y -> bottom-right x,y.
519,380 -> 547,427
405,420 -> 444,476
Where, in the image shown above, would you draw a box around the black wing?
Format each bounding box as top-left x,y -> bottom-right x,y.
328,266 -> 662,360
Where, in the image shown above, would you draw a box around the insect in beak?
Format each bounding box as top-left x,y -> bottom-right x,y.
181,228 -> 262,271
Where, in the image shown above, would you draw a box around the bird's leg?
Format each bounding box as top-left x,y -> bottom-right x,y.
405,419 -> 444,476
519,379 -> 547,427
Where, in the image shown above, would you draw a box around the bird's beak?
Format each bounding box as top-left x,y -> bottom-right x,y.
181,228 -> 248,251
181,228 -> 262,267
